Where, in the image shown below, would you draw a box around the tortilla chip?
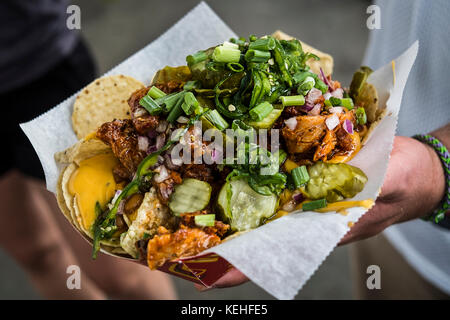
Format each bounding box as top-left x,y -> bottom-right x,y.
272,30 -> 334,76
54,136 -> 111,165
361,109 -> 387,145
72,75 -> 145,139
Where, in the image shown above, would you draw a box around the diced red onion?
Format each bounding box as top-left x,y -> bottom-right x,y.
343,119 -> 354,134
138,136 -> 149,151
147,130 -> 157,139
326,114 -> 340,130
329,107 -> 344,114
156,133 -> 166,150
108,190 -> 122,210
154,165 -> 169,183
319,67 -> 332,89
133,107 -> 147,118
293,192 -> 304,203
331,88 -> 344,99
177,116 -> 189,124
306,88 -> 322,105
156,120 -> 168,133
117,199 -> 125,215
147,145 -> 157,154
284,117 -> 298,130
308,104 -> 321,116
300,103 -> 314,112
323,92 -> 332,100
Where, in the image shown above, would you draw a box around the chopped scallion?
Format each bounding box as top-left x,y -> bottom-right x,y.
147,86 -> 166,99
186,50 -> 207,66
194,214 -> 216,227
329,97 -> 342,107
164,91 -> 185,112
356,107 -> 367,125
291,165 -> 309,189
166,92 -> 186,123
204,109 -> 229,130
227,62 -> 244,72
181,92 -> 199,115
212,46 -> 241,63
280,95 -> 305,107
249,101 -> 274,121
139,95 -> 162,115
245,49 -> 271,63
297,76 -> 315,95
248,37 -> 276,51
302,199 -> 327,211
341,98 -> 354,110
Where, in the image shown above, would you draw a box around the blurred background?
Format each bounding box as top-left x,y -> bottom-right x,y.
0,0 -> 370,299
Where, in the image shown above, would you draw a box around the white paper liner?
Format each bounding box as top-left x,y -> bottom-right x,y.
20,2 -> 418,299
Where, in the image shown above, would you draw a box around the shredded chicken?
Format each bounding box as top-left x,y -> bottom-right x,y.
282,115 -> 327,154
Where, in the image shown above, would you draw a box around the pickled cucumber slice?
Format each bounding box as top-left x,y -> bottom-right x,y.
217,178 -> 277,231
304,162 -> 368,203
169,178 -> 212,215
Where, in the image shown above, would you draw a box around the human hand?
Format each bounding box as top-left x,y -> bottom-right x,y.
194,136 -> 446,290
340,135 -> 446,244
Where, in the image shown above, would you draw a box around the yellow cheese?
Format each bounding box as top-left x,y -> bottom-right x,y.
68,153 -> 118,231
314,199 -> 374,213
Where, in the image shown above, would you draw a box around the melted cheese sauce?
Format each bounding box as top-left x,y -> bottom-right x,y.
314,199 -> 374,213
68,153 -> 118,230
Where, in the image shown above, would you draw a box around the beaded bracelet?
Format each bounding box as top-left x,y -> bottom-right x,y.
413,134 -> 450,224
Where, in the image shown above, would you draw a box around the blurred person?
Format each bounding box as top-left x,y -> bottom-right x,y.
198,0 -> 450,299
0,0 -> 176,299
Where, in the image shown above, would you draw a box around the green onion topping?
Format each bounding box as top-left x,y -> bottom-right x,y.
147,86 -> 166,99
249,101 -> 274,121
291,165 -> 310,189
245,49 -> 271,63
356,107 -> 367,125
204,109 -> 229,130
302,198 -> 327,211
212,46 -> 241,63
186,50 -> 207,66
195,214 -> 216,227
341,98 -> 354,110
280,95 -> 305,107
139,95 -> 162,115
248,37 -> 276,51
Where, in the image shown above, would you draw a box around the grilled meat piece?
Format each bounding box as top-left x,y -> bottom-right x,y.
152,169 -> 182,204
155,81 -> 182,94
112,163 -> 132,182
96,119 -> 146,176
146,225 -> 222,269
128,87 -> 160,135
181,163 -> 215,184
282,116 -> 327,154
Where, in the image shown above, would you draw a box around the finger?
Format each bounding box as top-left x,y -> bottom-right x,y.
194,268 -> 248,291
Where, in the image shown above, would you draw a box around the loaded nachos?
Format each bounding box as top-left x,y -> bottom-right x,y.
55,32 -> 383,269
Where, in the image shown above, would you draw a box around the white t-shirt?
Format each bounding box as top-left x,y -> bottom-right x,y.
364,0 -> 450,294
